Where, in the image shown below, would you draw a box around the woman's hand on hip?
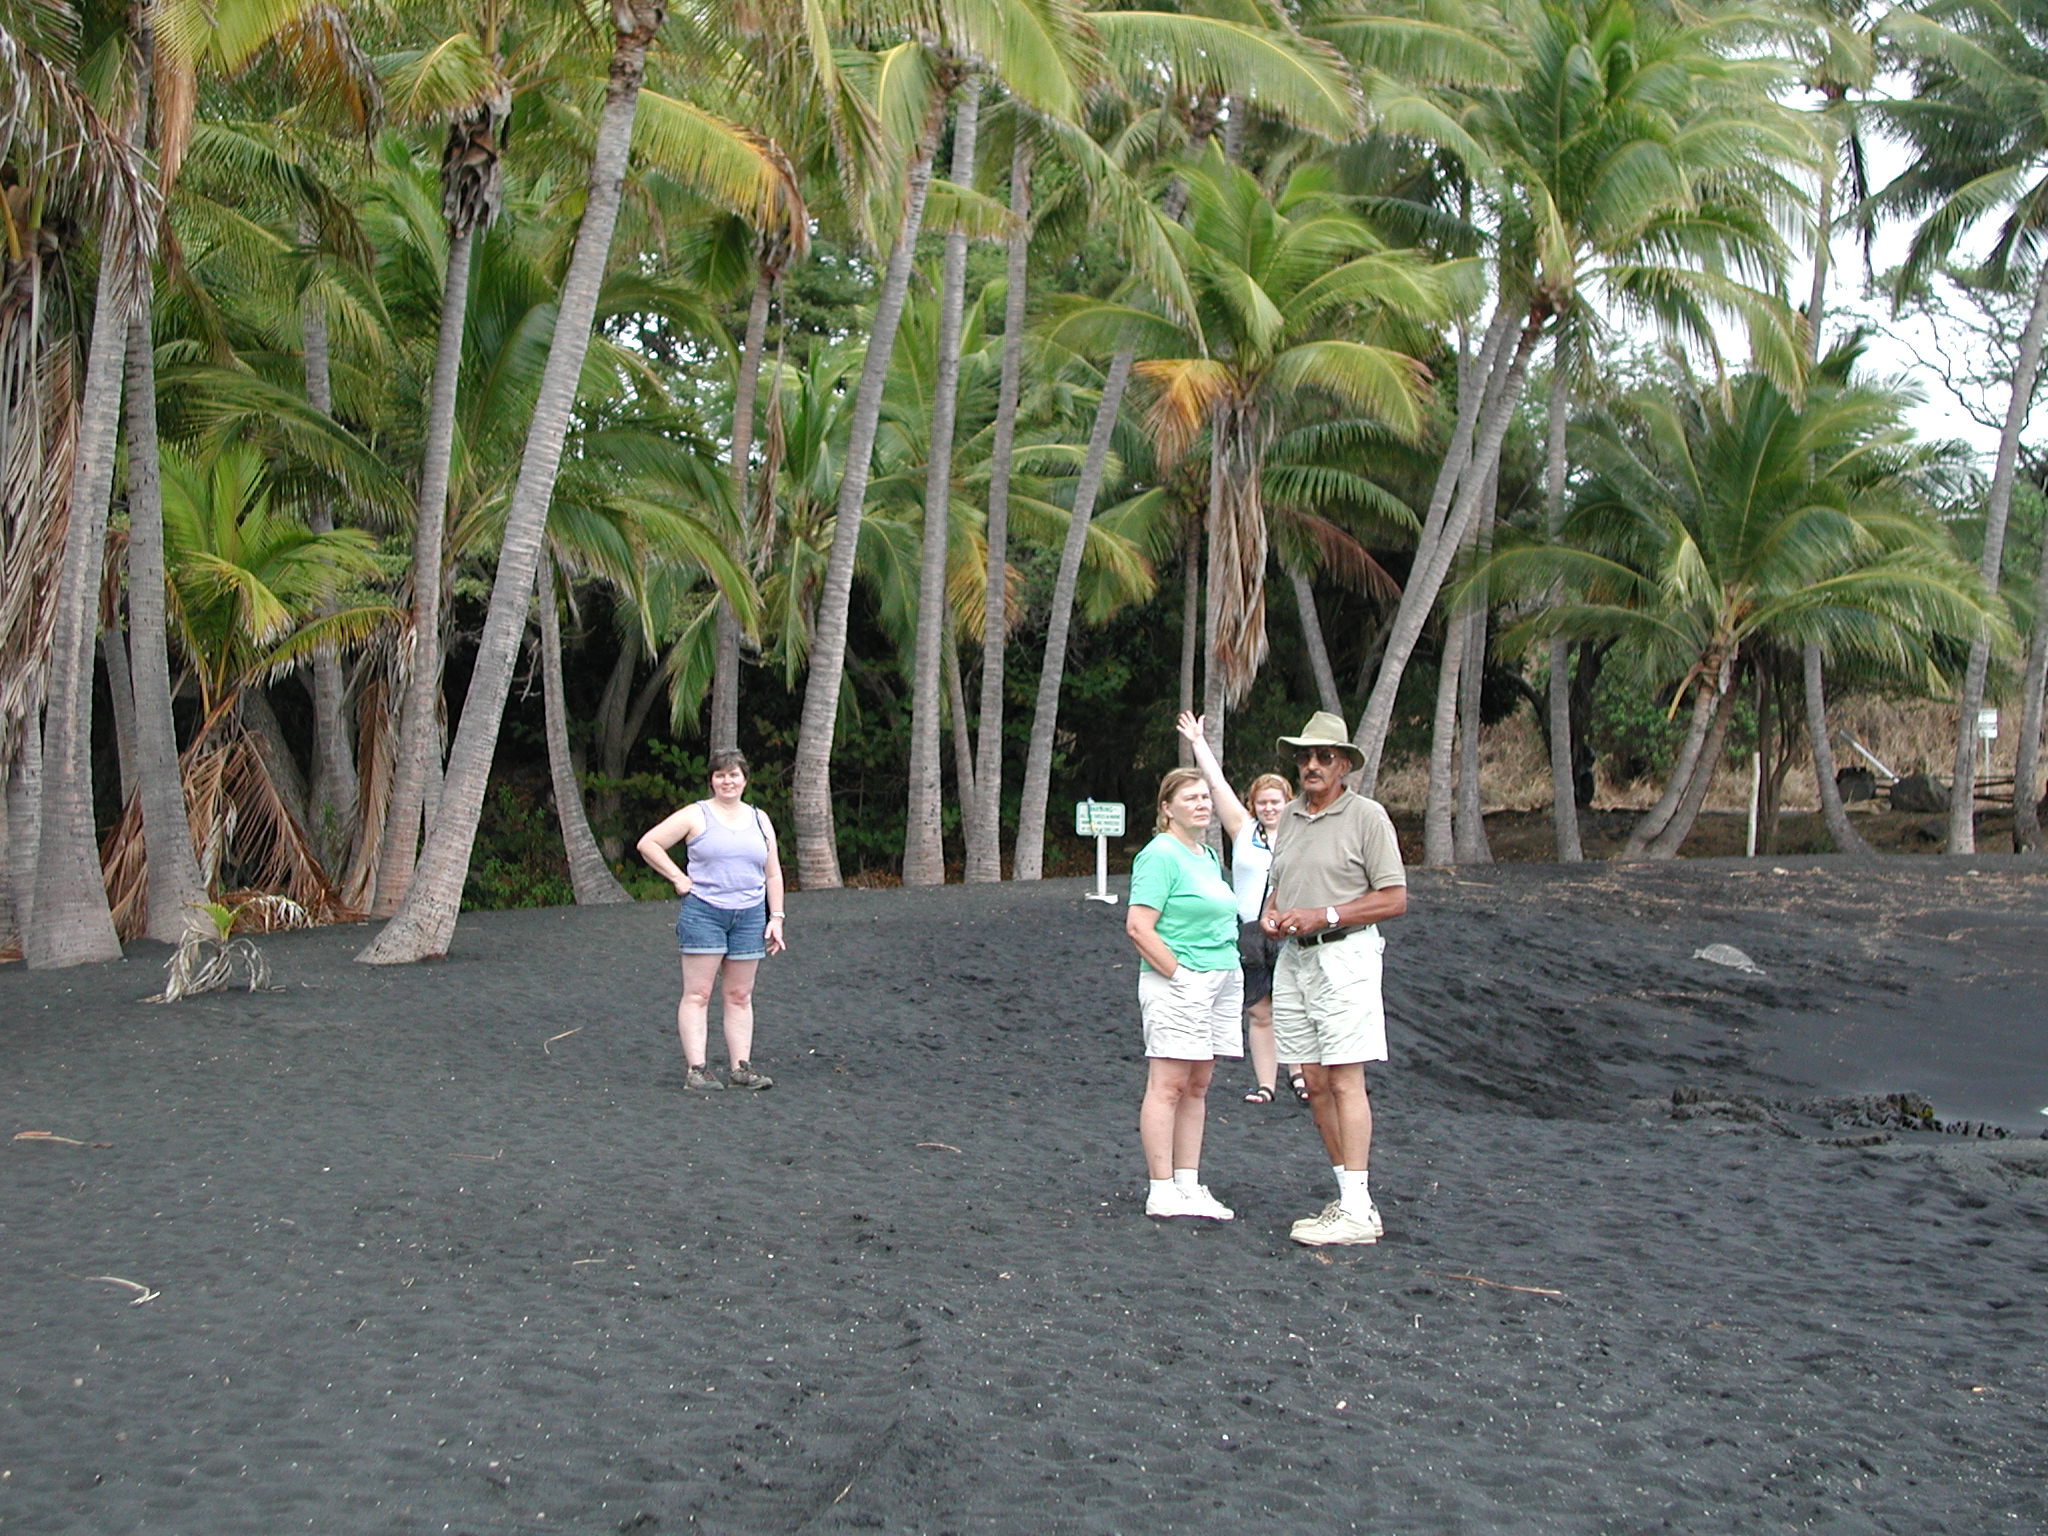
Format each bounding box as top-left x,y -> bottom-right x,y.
670,874 -> 692,898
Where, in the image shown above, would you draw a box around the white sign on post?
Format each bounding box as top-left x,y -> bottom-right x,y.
1977,708 -> 1999,739
1075,799 -> 1126,904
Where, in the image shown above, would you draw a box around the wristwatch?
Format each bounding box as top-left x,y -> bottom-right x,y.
1324,905 -> 1341,930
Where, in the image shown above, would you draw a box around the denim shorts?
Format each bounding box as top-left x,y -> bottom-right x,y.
676,893 -> 768,960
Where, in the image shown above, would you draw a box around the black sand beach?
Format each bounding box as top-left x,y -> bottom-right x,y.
5,860 -> 2047,1534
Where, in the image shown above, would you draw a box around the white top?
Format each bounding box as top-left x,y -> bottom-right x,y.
1229,821 -> 1272,923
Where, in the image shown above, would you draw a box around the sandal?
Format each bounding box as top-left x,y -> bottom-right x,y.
1289,1072 -> 1310,1104
1243,1084 -> 1275,1104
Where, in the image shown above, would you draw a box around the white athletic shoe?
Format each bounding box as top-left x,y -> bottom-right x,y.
1291,1207 -> 1381,1246
1177,1185 -> 1236,1221
1290,1198 -> 1383,1239
1147,1185 -> 1235,1221
1289,1200 -> 1341,1236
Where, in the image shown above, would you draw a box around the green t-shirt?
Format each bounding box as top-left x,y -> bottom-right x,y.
1128,833 -> 1241,972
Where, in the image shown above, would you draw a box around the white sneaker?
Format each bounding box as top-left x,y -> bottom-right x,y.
1146,1185 -> 1234,1221
1289,1200 -> 1341,1236
1291,1198 -> 1383,1239
1291,1206 -> 1381,1246
1177,1185 -> 1235,1221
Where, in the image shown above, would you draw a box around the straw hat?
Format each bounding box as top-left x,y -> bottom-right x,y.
1276,710 -> 1365,769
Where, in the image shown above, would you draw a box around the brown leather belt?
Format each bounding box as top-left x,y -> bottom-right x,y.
1294,926 -> 1359,947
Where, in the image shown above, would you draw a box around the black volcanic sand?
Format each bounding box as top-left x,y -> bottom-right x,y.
4,860 -> 2048,1535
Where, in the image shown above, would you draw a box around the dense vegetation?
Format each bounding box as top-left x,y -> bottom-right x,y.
3,0 -> 2045,968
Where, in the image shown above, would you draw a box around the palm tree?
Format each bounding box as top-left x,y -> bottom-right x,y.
2,1 -> 155,961
1110,152 -> 1446,753
1348,0 -> 1815,788
791,1 -> 1093,889
1486,353 -> 2006,858
965,125 -> 1034,883
902,83 -> 990,885
1876,0 -> 2048,851
99,441 -> 390,924
359,0 -> 812,961
356,0 -> 675,960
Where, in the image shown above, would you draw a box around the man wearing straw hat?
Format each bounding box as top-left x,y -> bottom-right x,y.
1260,710 -> 1407,1246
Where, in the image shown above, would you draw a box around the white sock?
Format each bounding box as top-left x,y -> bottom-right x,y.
1332,1165 -> 1346,1198
1340,1167 -> 1373,1216
1149,1178 -> 1177,1202
1173,1168 -> 1201,1192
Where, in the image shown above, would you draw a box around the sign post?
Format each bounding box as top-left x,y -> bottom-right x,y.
1074,799 -> 1126,904
1978,707 -> 1999,780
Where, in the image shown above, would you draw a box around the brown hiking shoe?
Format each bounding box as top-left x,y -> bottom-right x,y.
727,1061 -> 774,1090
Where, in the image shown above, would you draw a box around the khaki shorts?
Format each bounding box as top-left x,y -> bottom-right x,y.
1272,928 -> 1387,1065
1139,967 -> 1246,1060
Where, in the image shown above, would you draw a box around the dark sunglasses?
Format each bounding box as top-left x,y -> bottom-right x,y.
1293,747 -> 1346,766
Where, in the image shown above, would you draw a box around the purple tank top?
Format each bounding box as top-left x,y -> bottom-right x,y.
687,801 -> 769,910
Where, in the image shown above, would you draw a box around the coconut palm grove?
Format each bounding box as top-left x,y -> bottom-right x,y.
4,0 -> 2047,969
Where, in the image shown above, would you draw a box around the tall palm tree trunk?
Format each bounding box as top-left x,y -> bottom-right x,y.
1543,365 -> 1583,860
967,137 -> 1032,884
1800,155 -> 1865,859
1803,641 -> 1870,856
538,555 -> 630,904
943,627 -> 976,852
1623,657 -> 1732,858
300,260 -> 357,870
710,266 -> 774,756
2013,536 -> 2048,852
1013,347 -> 1134,879
1289,565 -> 1343,716
5,712 -> 43,952
28,238 -> 133,967
1354,314 -> 1542,790
121,313 -> 207,940
371,220 -> 479,916
1423,609 -> 1462,865
1644,672 -> 1744,859
1453,466 -> 1496,863
905,85 -> 980,886
791,94 -> 948,889
1948,260 -> 2048,853
358,2 -> 668,964
100,624 -> 140,804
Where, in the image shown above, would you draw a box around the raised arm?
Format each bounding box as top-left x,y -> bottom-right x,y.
1175,711 -> 1250,838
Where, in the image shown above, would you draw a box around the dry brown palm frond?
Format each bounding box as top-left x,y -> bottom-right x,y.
103,700 -> 361,936
210,718 -> 354,922
148,898 -> 285,1003
215,891 -> 313,934
1135,358 -> 1230,468
99,794 -> 150,940
1282,510 -> 1401,606
1208,405 -> 1269,706
0,338 -> 77,766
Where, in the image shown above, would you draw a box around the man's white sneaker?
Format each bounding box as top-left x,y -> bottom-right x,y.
1291,1198 -> 1383,1239
1147,1185 -> 1234,1220
1289,1200 -> 1341,1236
1291,1206 -> 1381,1246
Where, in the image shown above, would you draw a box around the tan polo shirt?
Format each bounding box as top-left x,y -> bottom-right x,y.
1268,790 -> 1406,911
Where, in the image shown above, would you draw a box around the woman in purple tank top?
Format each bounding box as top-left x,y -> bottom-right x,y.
636,751 -> 786,1091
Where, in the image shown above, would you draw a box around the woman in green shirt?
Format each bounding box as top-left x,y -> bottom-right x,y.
1123,766 -> 1244,1221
